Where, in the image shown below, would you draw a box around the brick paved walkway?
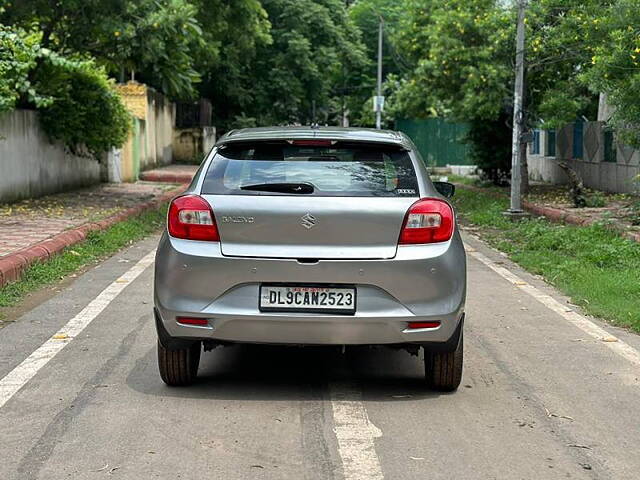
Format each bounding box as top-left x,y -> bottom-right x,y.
0,182 -> 177,257
139,164 -> 199,183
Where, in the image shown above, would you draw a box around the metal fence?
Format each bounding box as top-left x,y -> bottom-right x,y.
395,118 -> 472,167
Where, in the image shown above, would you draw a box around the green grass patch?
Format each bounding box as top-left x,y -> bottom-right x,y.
0,206 -> 167,310
452,187 -> 640,332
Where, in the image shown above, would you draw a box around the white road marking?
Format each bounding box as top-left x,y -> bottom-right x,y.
466,246 -> 640,368
0,250 -> 156,410
330,381 -> 384,480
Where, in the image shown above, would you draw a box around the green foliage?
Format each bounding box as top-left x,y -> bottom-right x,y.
2,0 -> 271,101
103,0 -> 206,99
35,53 -> 131,156
0,26 -> 130,155
388,0 -> 640,178
5,0 -> 638,149
394,0 -> 513,122
213,0 -> 368,128
2,0 -> 368,133
585,191 -> 607,208
525,1 -> 603,126
0,26 -> 48,111
575,0 -> 640,146
391,0 -> 514,181
194,0 -> 272,121
347,0 -> 404,127
465,115 -> 512,186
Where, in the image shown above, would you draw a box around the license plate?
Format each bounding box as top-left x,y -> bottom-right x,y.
259,284 -> 356,314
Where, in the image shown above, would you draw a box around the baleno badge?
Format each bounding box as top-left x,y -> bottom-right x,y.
300,213 -> 316,229
221,216 -> 254,223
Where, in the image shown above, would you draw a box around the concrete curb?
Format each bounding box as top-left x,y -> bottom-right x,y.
0,184 -> 187,288
455,183 -> 640,244
139,171 -> 195,183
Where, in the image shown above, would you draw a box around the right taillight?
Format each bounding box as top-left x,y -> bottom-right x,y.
399,198 -> 454,244
168,195 -> 219,241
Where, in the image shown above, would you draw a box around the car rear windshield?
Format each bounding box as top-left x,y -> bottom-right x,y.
201,141 -> 419,197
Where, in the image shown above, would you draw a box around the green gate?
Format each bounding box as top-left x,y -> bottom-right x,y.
395,118 -> 472,167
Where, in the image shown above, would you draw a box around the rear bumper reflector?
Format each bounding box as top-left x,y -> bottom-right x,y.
177,316 -> 209,326
407,321 -> 441,329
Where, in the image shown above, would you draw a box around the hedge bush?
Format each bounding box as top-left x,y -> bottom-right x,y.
0,26 -> 130,156
0,26 -> 44,111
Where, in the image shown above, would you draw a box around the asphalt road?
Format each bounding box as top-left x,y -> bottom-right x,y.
1,232 -> 639,480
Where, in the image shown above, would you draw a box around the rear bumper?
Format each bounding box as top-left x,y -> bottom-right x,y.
155,305 -> 464,347
154,232 -> 466,346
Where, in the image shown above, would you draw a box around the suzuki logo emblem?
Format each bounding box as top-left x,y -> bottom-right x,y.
300,213 -> 316,229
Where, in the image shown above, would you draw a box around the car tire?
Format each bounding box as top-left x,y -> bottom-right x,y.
424,329 -> 463,392
157,339 -> 201,386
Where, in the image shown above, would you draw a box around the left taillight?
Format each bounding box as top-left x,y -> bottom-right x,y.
398,198 -> 454,244
168,195 -> 219,241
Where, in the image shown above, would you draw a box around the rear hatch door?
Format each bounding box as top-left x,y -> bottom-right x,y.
200,140 -> 420,259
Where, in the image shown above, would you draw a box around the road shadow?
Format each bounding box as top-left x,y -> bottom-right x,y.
126,344 -> 446,402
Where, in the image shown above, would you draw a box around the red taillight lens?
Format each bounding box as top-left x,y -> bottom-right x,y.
168,195 -> 219,241
399,198 -> 454,244
177,316 -> 208,326
407,321 -> 441,329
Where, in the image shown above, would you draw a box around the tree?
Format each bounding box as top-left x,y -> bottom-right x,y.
391,0 -> 515,183
526,0 -> 605,127
212,0 -> 368,129
0,24 -> 42,111
0,26 -> 131,155
393,0 -> 513,121
528,0 -> 640,146
347,0 -> 405,126
1,0 -> 272,100
195,0 -> 273,129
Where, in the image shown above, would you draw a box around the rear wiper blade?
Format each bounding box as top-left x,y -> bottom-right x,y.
239,182 -> 315,194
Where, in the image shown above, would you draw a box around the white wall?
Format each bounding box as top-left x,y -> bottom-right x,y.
146,89 -> 174,170
0,110 -> 100,202
527,124 -> 640,194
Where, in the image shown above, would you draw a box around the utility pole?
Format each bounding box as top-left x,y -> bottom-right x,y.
375,16 -> 384,130
506,0 -> 527,216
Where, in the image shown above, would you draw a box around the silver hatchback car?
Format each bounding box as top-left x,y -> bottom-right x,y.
154,127 -> 466,390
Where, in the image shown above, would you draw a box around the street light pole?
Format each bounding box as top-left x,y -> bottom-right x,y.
507,0 -> 527,215
375,17 -> 383,130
